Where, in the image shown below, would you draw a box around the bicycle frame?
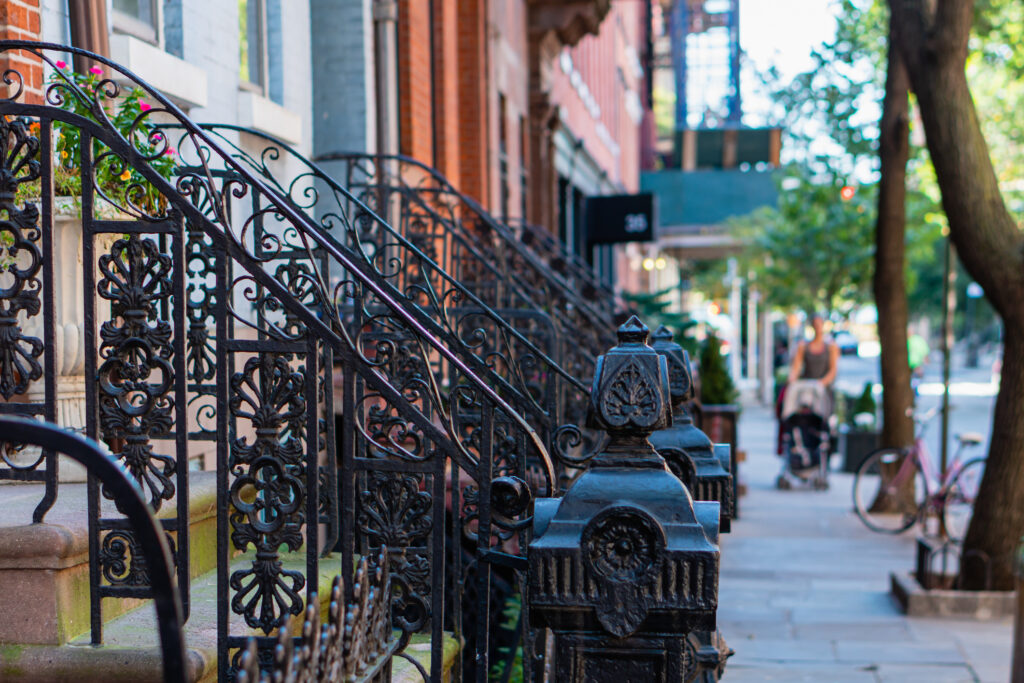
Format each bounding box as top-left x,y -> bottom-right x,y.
886,434 -> 967,506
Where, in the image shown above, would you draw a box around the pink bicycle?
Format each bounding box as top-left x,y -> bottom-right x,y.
852,407 -> 986,541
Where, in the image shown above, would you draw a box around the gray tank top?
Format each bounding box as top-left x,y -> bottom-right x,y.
801,343 -> 831,380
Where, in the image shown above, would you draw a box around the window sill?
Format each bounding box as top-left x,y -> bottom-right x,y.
236,91 -> 303,145
109,34 -> 208,110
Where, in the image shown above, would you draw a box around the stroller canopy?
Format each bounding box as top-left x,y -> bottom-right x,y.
781,380 -> 830,421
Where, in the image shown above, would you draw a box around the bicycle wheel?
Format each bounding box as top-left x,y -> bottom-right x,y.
943,458 -> 986,543
853,448 -> 926,534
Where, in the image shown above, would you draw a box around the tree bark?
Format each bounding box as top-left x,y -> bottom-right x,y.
874,18 -> 915,452
870,19 -> 917,514
889,0 -> 1024,590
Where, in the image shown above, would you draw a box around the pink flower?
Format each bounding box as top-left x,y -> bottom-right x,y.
139,102 -> 151,112
89,66 -> 103,75
165,147 -> 176,157
55,60 -> 66,69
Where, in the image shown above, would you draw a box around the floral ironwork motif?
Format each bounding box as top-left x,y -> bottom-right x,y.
598,358 -> 660,429
583,509 -> 663,583
97,235 -> 177,508
357,472 -> 432,548
0,116 -> 42,400
228,352 -> 307,633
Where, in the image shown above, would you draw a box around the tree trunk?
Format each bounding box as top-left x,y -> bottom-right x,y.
873,18 -> 914,453
869,23 -> 916,515
889,0 -> 1024,590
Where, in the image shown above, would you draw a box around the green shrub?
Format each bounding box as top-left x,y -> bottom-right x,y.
699,333 -> 738,405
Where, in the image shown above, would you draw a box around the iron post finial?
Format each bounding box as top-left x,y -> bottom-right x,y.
585,318 -> 672,467
650,325 -> 694,407
529,319 -> 720,670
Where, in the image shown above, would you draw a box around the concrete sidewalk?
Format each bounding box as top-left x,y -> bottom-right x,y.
719,403 -> 1012,682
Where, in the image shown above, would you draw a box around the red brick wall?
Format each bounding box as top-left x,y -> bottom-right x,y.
455,0 -> 488,207
0,0 -> 43,103
397,0 -> 434,164
432,0 -> 460,183
549,0 -> 647,193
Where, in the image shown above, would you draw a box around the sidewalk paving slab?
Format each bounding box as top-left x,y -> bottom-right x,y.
718,402 -> 1012,683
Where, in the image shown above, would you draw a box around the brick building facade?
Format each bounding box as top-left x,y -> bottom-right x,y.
311,0 -> 653,288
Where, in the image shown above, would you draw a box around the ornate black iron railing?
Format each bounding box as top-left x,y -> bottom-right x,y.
158,123 -> 594,469
236,547 -> 400,683
315,153 -> 617,366
509,218 -> 621,318
0,40 -> 556,682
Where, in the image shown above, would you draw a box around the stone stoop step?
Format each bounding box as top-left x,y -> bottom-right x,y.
0,472 -> 218,648
0,555 -> 459,682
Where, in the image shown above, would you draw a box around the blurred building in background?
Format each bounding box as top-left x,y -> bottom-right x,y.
311,0 -> 654,289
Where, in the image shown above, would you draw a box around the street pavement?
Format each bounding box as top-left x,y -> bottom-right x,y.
718,396 -> 1013,682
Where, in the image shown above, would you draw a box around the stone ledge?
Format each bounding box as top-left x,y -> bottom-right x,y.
0,473 -> 219,645
0,472 -> 218,569
890,571 -> 1016,620
0,557 -> 461,682
0,643 -> 213,683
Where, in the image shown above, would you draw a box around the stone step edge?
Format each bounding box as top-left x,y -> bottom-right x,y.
0,471 -> 218,571
3,553 -> 459,683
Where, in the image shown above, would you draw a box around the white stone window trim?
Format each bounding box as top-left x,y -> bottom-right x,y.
111,0 -> 161,46
109,33 -> 209,110
236,90 -> 303,145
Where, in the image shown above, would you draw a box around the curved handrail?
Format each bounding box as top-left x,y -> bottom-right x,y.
173,122 -> 590,402
0,40 -> 555,491
317,151 -> 618,346
0,417 -> 187,683
508,217 -> 619,309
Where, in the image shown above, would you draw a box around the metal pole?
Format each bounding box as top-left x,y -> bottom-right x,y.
728,258 -> 742,383
966,282 -> 983,368
940,235 -> 955,476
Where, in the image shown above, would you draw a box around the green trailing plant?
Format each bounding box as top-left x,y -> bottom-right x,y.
699,333 -> 738,405
46,61 -> 176,213
488,594 -> 524,683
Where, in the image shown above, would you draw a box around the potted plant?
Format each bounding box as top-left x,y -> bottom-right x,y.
6,63 -> 177,480
841,381 -> 880,472
695,332 -> 741,514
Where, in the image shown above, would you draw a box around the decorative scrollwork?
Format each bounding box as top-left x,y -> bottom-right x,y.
0,116 -> 42,400
184,220 -> 217,385
357,473 -> 432,548
96,235 -> 176,509
228,352 -> 307,633
97,528 -> 177,587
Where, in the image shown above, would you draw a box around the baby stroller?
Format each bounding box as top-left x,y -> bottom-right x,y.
776,380 -> 831,490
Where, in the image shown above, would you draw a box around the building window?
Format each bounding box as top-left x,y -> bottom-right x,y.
498,94 -> 509,224
239,0 -> 267,91
519,115 -> 528,222
112,0 -> 159,44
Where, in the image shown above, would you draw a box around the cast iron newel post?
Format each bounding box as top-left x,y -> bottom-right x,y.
649,325 -> 734,532
649,324 -> 735,680
528,317 -> 720,682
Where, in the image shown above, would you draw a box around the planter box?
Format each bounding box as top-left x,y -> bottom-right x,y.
841,428 -> 879,473
890,572 -> 1016,619
696,403 -> 740,518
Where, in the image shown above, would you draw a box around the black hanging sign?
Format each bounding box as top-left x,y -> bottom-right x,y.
584,193 -> 656,246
